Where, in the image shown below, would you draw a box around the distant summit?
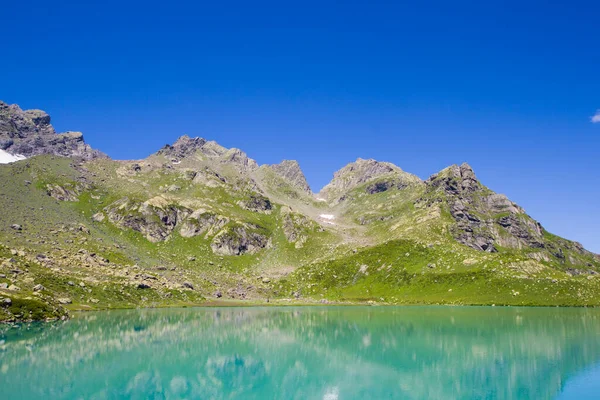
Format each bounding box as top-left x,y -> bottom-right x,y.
319,158 -> 422,203
0,100 -> 105,160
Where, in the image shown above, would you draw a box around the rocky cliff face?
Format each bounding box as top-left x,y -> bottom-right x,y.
422,163 -> 595,263
0,100 -> 105,160
265,160 -> 312,194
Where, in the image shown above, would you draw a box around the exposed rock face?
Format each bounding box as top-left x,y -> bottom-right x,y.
179,210 -> 229,238
221,148 -> 258,172
365,178 -> 409,194
267,160 -> 311,194
319,158 -> 421,203
210,224 -> 270,255
0,100 -> 105,159
158,135 -> 258,172
424,163 -> 594,262
46,183 -> 83,202
104,197 -> 192,242
101,195 -> 272,255
157,135 -> 207,159
425,163 -> 536,252
240,194 -> 272,213
281,206 -> 314,248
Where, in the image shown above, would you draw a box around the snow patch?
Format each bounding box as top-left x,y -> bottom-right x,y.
0,149 -> 26,164
315,197 -> 327,202
319,214 -> 335,220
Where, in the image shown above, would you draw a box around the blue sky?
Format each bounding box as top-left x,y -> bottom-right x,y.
1,1 -> 599,252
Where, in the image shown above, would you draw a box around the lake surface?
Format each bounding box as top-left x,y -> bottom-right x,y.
2,306 -> 600,399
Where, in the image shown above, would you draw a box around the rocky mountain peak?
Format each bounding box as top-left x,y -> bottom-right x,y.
421,162 -> 595,261
0,100 -> 105,160
222,148 -> 259,172
426,162 -> 480,194
157,136 -> 258,173
319,158 -> 420,202
158,135 -> 208,159
266,160 -> 311,194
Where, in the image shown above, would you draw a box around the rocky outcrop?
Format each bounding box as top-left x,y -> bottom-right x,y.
179,210 -> 229,238
319,158 -> 421,203
104,197 -> 192,242
266,160 -> 312,194
240,193 -> 272,213
425,163 -> 537,252
281,207 -> 314,248
365,178 -> 410,194
221,148 -> 259,172
157,135 -> 208,159
157,135 -> 258,172
210,224 -> 270,255
0,100 -> 105,160
424,163 -> 595,264
46,183 -> 84,201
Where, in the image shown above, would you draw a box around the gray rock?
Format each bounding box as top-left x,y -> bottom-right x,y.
104,197 -> 192,243
2,298 -> 12,307
182,282 -> 194,290
11,224 -> 22,231
46,184 -> 81,201
214,290 -> 222,298
58,298 -> 72,304
240,194 -> 272,212
0,100 -> 106,159
180,211 -> 228,238
137,283 -> 151,289
319,158 -> 421,203
33,284 -> 44,291
266,160 -> 312,194
211,225 -> 270,256
0,283 -> 8,289
365,179 -> 407,194
92,212 -> 106,222
157,135 -> 208,159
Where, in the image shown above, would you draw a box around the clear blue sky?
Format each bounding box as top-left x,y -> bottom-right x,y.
1,1 -> 599,252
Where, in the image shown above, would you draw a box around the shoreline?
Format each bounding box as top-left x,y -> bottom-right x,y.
4,297 -> 600,324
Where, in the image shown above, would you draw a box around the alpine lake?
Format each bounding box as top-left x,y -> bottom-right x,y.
2,306 -> 600,399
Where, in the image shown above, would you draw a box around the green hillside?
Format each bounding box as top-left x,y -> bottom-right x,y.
1,102 -> 599,321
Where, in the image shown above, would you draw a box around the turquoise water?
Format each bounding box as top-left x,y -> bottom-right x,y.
1,306 -> 600,399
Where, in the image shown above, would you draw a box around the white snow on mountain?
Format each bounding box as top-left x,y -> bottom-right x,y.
0,149 -> 26,164
319,214 -> 335,220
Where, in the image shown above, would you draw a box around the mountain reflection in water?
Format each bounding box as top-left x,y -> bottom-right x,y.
1,306 -> 600,400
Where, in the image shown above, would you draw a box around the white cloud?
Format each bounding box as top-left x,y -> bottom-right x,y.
592,110 -> 600,123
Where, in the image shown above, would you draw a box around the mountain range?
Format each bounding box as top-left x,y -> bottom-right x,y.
1,100 -> 599,321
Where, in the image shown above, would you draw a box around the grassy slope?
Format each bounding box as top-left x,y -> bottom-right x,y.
1,154 -> 600,321
278,240 -> 600,306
